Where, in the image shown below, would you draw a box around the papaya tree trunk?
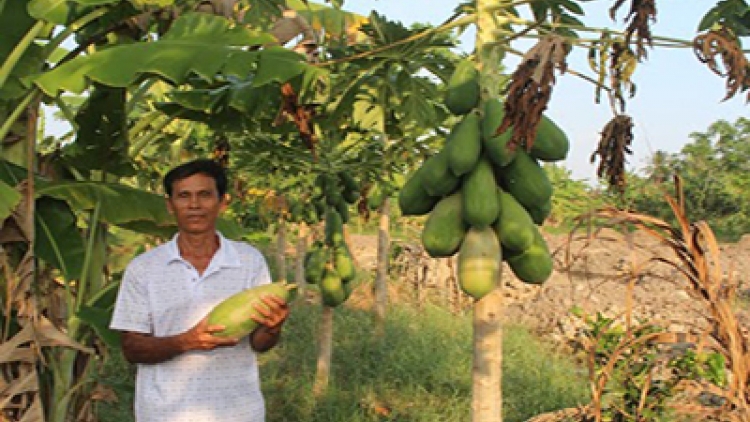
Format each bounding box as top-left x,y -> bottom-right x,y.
473,289 -> 504,420
294,222 -> 309,299
275,219 -> 287,281
373,197 -> 391,336
313,306 -> 334,397
472,0 -> 507,421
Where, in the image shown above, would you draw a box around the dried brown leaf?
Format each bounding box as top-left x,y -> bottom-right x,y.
271,10 -> 316,46
275,82 -> 319,156
693,28 -> 750,102
590,114 -> 633,192
609,41 -> 638,111
609,0 -> 656,59
499,35 -> 569,152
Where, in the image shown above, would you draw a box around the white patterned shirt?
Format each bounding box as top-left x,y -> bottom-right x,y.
110,233 -> 272,422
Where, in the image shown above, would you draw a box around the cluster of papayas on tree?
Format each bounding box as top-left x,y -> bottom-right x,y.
397,59 -> 570,300
301,171 -> 361,307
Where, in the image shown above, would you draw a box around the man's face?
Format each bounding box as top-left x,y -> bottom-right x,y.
166,173 -> 228,235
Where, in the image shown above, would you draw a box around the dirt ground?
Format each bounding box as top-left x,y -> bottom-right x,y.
345,228 -> 750,346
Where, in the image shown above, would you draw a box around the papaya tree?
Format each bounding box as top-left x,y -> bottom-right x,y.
385,0 -> 750,419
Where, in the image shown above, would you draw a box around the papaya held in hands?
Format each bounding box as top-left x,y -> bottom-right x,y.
207,281 -> 295,338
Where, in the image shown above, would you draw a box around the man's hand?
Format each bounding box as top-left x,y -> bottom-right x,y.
182,317 -> 240,351
251,294 -> 290,333
121,319 -> 238,365
249,294 -> 290,352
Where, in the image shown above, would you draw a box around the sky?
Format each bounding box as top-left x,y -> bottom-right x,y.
344,0 -> 749,183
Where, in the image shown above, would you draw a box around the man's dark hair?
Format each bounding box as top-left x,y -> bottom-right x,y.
163,159 -> 228,197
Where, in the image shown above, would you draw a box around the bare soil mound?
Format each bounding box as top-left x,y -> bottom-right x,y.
346,229 -> 750,343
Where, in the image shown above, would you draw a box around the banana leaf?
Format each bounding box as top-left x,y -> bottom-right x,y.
0,0 -> 44,101
36,196 -> 86,281
0,179 -> 21,221
33,13 -> 303,96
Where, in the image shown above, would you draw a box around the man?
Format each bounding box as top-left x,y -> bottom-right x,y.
110,159 -> 289,422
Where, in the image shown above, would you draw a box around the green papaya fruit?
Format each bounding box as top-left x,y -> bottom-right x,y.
398,167 -> 440,216
445,59 -> 480,115
422,192 -> 467,258
494,190 -> 536,252
304,241 -> 327,284
334,198 -> 350,223
529,115 -> 569,162
526,198 -> 552,225
457,226 -> 501,300
313,199 -> 326,220
333,243 -> 356,282
325,187 -> 343,207
506,231 -> 553,285
462,158 -> 501,228
367,183 -> 385,210
320,267 -> 346,307
338,171 -> 359,193
445,110 -> 482,176
324,209 -> 344,246
421,149 -> 460,197
499,150 -> 552,211
482,98 -> 517,168
338,171 -> 360,204
207,281 -> 295,338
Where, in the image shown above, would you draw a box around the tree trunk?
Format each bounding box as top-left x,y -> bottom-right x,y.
313,306 -> 334,397
472,0 -> 507,420
473,289 -> 504,421
275,218 -> 287,281
373,197 -> 391,336
294,222 -> 309,299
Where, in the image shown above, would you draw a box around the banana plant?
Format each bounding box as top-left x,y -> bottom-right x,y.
0,3 -> 318,421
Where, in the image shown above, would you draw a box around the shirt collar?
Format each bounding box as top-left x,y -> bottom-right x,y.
166,232 -> 242,268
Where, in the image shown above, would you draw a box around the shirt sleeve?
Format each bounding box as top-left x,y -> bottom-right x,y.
109,262 -> 153,334
249,247 -> 272,289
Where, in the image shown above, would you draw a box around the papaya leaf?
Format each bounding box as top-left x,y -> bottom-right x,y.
155,102 -> 252,132
253,46 -> 309,87
167,86 -> 233,112
699,0 -> 747,31
0,180 -> 21,222
33,13 -> 282,96
36,196 -> 86,281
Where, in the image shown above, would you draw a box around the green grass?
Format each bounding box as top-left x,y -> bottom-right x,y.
95,300 -> 588,422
